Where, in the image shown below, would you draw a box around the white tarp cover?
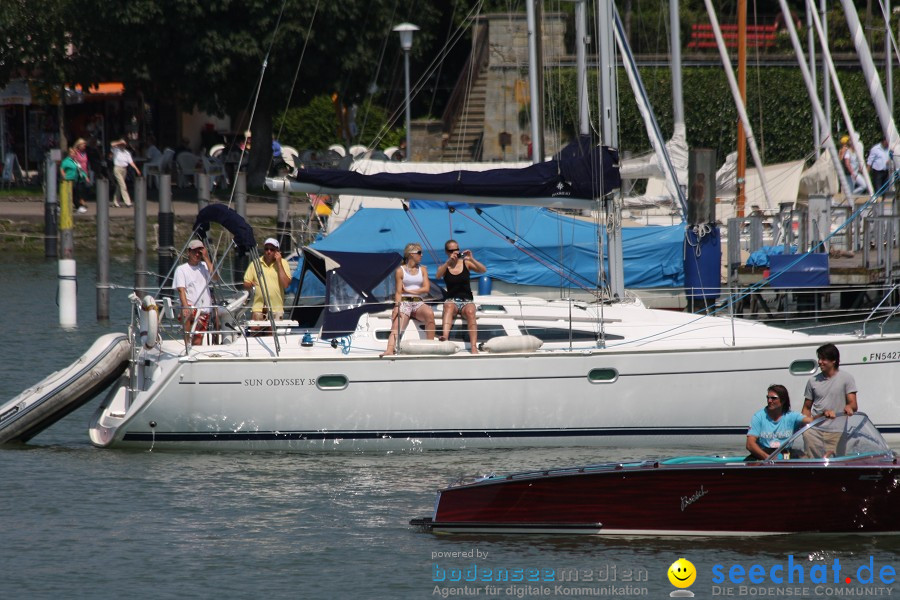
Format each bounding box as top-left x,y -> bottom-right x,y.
796,150 -> 838,201
714,152 -> 805,211
618,122 -> 688,184
325,158 -> 531,232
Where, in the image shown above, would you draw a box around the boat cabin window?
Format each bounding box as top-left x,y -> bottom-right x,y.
478,304 -> 507,314
789,360 -> 817,375
290,267 -> 327,328
316,374 -> 348,390
588,368 -> 618,383
519,327 -> 622,342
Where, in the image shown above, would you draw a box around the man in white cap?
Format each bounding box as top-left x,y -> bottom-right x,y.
110,138 -> 140,207
243,237 -> 291,321
174,239 -> 217,345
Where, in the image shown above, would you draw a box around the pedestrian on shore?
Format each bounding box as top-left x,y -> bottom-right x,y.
111,139 -> 140,208
840,134 -> 866,195
867,137 -> 891,198
60,147 -> 89,214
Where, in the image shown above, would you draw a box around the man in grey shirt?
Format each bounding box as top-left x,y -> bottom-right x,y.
802,343 -> 858,457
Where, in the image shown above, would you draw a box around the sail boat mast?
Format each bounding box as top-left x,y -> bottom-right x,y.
736,0 -> 747,217
526,0 -> 544,163
670,0 -> 685,125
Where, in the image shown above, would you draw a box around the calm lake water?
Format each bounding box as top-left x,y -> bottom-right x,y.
2,255 -> 899,599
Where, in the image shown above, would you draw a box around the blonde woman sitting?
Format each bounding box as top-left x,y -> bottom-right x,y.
382,242 -> 436,356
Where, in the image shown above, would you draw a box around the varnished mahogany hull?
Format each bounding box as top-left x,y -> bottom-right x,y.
430,461 -> 900,535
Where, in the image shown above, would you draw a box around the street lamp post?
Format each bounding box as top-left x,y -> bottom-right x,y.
393,23 -> 418,161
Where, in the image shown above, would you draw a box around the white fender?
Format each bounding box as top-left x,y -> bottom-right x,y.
398,339 -> 458,355
481,335 -> 543,354
139,295 -> 160,349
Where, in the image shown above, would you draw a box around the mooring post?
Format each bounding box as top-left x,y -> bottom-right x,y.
45,150 -> 60,258
134,176 -> 148,295
277,190 -> 291,254
158,174 -> 175,297
96,178 -> 110,321
58,178 -> 77,327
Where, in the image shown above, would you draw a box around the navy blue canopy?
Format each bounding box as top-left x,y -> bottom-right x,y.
193,204 -> 256,253
273,141 -> 620,209
294,247 -> 401,339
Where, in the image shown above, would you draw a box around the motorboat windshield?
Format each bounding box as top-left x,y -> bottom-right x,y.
768,412 -> 893,461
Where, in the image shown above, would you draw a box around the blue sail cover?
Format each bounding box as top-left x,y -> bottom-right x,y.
277,143 -> 621,209
308,206 -> 684,289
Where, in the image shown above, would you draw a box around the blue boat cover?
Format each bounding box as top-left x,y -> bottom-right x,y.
307,206 -> 684,290
768,253 -> 830,289
192,204 -> 256,253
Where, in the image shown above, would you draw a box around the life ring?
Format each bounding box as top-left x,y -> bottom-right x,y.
139,295 -> 160,349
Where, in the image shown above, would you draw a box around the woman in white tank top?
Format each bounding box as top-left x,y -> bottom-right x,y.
382,242 -> 435,356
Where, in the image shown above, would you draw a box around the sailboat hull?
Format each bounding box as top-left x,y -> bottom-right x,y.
88,330 -> 900,452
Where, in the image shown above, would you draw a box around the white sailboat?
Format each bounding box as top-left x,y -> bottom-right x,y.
76,232 -> 899,452
3,2 -> 899,453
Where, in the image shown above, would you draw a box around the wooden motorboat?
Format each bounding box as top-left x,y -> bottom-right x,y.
412,414 -> 900,536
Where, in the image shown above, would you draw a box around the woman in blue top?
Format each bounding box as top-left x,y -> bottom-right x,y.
746,384 -> 812,460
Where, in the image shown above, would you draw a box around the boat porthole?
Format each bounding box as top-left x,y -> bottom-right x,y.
588,368 -> 618,383
789,360 -> 817,375
317,374 -> 349,390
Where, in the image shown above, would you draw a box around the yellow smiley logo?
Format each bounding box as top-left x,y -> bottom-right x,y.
668,558 -> 696,588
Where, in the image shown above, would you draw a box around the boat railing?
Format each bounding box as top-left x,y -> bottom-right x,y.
861,282 -> 900,337
713,283 -> 899,328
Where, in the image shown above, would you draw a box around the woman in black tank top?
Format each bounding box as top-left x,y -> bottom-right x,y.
436,239 -> 487,353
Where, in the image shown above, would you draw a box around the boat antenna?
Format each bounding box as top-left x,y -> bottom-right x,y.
225,0 -> 290,208
271,0 -> 321,174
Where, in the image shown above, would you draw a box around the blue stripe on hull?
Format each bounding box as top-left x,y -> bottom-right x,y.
121,425 -> 900,443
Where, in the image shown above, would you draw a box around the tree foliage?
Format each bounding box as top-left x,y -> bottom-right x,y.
547,65 -> 889,166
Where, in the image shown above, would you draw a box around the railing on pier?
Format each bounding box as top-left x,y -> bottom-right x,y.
687,22 -> 779,50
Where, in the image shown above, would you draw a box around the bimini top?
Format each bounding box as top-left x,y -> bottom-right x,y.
267,138 -> 621,209
295,247 -> 401,339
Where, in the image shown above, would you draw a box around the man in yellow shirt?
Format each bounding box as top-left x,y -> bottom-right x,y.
243,237 -> 292,320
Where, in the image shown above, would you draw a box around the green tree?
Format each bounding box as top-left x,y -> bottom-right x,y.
75,0 -> 446,188
0,0 -> 110,148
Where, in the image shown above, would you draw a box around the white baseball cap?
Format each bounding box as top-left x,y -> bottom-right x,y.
264,237 -> 280,249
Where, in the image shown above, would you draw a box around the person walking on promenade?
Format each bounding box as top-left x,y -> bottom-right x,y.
111,139 -> 140,207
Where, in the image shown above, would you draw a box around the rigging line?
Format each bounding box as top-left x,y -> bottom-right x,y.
367,2 -> 482,149
427,0 -> 461,118
706,172 -> 898,318
454,207 -> 602,293
472,207 -> 598,287
456,0 -> 486,163
751,0 -> 766,162
400,202 -> 442,267
272,0 -> 321,171
226,0 -> 290,209
357,0 -> 400,148
366,0 -> 485,148
877,0 -> 900,68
